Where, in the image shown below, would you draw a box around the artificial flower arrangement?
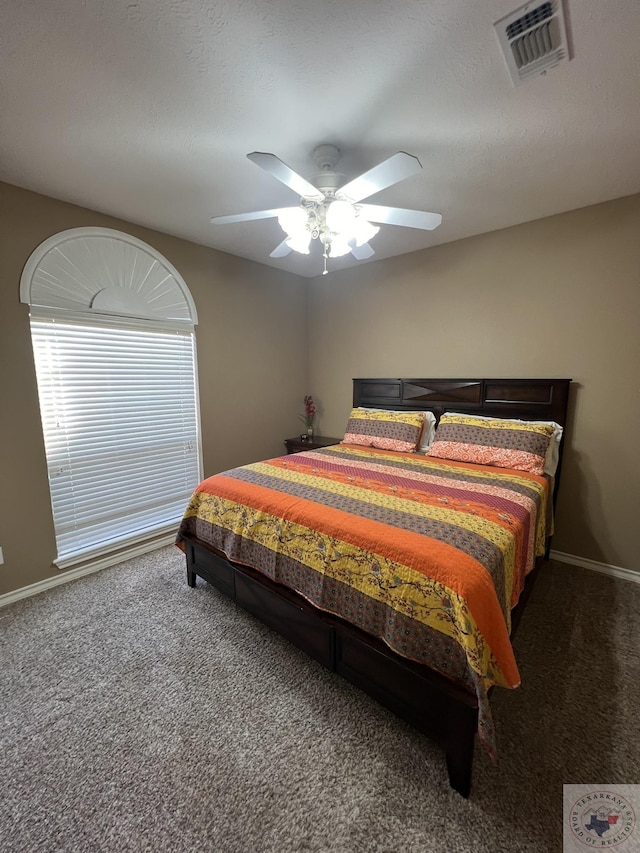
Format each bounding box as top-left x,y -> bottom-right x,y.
298,395 -> 317,431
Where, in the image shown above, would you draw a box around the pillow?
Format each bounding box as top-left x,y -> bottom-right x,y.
357,407 -> 437,451
427,412 -> 555,475
442,412 -> 563,475
343,408 -> 426,453
540,421 -> 563,476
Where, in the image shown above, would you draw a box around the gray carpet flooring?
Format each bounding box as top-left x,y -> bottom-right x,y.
1,547 -> 638,852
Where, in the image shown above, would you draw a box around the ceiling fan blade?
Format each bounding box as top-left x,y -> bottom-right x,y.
338,152 -> 423,203
350,242 -> 375,260
210,207 -> 297,225
247,152 -> 325,202
270,240 -> 293,258
358,204 -> 442,231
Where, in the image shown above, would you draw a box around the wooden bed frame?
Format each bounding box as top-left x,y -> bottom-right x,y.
182,377 -> 571,797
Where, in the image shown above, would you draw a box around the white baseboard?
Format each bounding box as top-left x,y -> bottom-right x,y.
549,550 -> 639,585
0,535 -> 176,608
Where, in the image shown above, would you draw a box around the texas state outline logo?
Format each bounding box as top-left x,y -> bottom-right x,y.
564,786 -> 637,850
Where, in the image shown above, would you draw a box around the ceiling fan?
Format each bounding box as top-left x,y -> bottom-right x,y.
211,144 -> 442,275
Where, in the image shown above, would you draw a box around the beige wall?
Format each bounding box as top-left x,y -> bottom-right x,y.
0,182 -> 308,596
308,194 -> 640,574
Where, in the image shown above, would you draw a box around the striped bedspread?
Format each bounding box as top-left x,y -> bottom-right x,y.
176,443 -> 551,753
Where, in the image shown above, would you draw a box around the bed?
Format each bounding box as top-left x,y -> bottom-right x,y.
176,377 -> 571,797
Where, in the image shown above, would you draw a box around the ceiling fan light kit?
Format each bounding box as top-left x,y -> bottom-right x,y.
211,144 -> 442,275
278,196 -> 381,269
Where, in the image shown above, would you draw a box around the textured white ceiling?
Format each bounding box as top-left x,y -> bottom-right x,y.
2,0 -> 640,277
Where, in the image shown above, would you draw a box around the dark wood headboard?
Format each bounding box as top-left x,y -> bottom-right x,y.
353,378 -> 571,428
353,378 -> 572,507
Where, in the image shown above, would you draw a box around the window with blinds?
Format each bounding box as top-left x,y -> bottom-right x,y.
30,312 -> 202,568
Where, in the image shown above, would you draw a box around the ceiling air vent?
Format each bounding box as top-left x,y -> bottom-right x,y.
494,0 -> 570,85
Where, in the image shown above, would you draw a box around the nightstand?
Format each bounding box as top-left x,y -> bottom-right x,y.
284,435 -> 341,454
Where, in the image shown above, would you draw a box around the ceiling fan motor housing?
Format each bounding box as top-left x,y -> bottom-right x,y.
311,172 -> 342,197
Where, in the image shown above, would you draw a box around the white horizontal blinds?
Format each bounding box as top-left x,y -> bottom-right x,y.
30,314 -> 201,567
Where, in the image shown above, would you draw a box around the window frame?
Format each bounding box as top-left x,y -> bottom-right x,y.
21,228 -> 202,569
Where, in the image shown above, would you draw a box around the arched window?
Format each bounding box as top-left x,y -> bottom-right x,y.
21,228 -> 202,568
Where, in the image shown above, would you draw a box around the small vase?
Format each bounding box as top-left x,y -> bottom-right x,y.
306,426 -> 314,439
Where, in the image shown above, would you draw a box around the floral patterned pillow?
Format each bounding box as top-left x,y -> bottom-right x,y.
357,407 -> 438,451
342,408 -> 426,453
427,413 -> 554,475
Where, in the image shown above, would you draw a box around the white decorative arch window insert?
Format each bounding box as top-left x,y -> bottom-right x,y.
20,226 -> 198,323
21,228 -> 202,569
